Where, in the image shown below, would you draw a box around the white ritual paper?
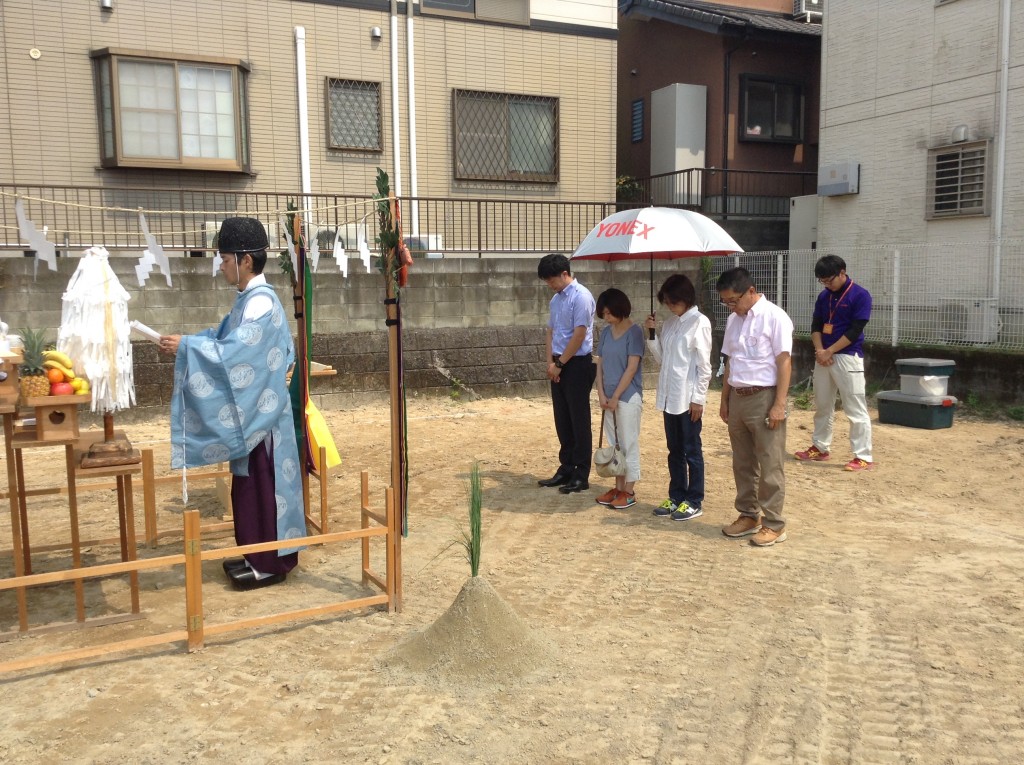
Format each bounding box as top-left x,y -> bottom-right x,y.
130,319 -> 162,344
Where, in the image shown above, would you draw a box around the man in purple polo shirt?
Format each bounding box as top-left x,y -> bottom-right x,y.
536,253 -> 596,495
795,254 -> 874,472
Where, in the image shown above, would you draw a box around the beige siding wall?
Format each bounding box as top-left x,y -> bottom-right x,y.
0,0 -> 616,207
819,0 -> 1017,247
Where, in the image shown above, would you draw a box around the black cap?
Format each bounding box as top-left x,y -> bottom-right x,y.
218,217 -> 269,254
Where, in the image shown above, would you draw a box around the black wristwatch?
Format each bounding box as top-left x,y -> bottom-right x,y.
553,358 -> 564,369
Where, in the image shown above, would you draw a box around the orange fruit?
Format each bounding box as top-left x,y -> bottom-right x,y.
47,367 -> 65,384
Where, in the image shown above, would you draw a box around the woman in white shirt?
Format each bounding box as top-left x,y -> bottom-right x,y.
643,274 -> 713,521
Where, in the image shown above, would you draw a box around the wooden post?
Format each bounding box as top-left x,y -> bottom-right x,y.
360,470 -> 370,584
385,486 -> 396,613
183,510 -> 204,652
142,448 -> 157,547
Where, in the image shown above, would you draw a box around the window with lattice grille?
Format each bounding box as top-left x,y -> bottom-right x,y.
91,49 -> 250,172
452,90 -> 558,182
327,79 -> 382,152
927,140 -> 990,219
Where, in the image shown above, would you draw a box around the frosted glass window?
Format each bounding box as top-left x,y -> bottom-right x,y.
94,52 -> 247,170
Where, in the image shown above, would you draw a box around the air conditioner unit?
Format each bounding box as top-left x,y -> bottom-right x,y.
794,0 -> 823,20
938,298 -> 1001,344
404,233 -> 444,259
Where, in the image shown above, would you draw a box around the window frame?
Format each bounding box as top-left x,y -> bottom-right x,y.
325,78 -> 383,152
451,89 -> 560,184
738,74 -> 804,145
926,139 -> 991,220
90,48 -> 251,172
421,0 -> 529,25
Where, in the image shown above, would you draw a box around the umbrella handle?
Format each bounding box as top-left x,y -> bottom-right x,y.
648,328 -> 655,340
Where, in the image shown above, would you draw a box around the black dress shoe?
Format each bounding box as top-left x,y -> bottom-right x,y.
538,472 -> 572,487
558,478 -> 590,494
229,568 -> 287,591
222,557 -> 247,574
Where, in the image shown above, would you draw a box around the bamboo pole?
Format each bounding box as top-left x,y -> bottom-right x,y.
385,193 -> 405,611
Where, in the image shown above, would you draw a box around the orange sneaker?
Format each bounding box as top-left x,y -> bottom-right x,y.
844,458 -> 874,472
794,445 -> 830,461
722,515 -> 761,538
750,526 -> 788,547
595,488 -> 619,505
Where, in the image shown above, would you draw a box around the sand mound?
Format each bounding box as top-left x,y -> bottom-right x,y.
379,576 -> 554,684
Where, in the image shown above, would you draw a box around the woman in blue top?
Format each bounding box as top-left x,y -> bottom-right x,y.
594,288 -> 645,509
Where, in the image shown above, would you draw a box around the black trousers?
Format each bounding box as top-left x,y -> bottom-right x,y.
549,354 -> 596,482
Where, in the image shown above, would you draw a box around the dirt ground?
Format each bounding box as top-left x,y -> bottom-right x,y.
1,390 -> 1023,764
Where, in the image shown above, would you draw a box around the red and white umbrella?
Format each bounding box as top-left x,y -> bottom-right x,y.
572,207 -> 743,333
572,206 -> 742,261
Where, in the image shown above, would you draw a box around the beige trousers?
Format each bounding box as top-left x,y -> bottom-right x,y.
727,387 -> 787,530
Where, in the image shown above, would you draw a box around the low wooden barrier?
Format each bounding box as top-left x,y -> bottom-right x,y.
0,470 -> 397,674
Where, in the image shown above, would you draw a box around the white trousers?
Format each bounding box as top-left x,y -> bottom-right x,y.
604,391 -> 643,482
812,353 -> 873,461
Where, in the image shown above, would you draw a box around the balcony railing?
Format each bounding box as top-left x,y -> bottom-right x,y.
620,167 -> 817,218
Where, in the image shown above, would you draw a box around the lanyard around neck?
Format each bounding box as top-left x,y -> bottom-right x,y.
827,279 -> 854,325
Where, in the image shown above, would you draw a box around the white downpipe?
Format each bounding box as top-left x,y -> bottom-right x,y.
390,6 -> 403,196
991,0 -> 1011,304
294,27 -> 312,198
406,6 -> 419,236
891,249 -> 900,347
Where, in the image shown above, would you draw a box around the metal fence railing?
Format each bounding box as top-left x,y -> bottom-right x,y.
0,184 -> 627,259
704,242 -> 1024,352
622,167 -> 817,218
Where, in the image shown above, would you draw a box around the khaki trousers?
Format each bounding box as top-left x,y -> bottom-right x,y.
727,387 -> 787,530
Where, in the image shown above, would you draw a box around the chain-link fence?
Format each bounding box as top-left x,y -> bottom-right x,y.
703,242 -> 1024,351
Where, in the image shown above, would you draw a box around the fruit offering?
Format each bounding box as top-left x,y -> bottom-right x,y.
17,330 -> 90,399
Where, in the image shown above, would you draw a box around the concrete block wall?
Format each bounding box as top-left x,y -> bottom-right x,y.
1,254 -> 704,412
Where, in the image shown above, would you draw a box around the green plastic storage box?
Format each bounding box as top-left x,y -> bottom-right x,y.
877,390 -> 957,430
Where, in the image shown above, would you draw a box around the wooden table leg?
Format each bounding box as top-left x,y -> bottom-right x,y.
13,447 -> 32,576
65,444 -> 85,623
3,413 -> 29,631
118,474 -> 140,614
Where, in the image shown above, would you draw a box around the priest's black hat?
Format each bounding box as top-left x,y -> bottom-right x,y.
218,217 -> 269,254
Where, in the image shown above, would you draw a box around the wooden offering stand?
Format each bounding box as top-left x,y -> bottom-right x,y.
79,412 -> 141,468
0,349 -> 22,407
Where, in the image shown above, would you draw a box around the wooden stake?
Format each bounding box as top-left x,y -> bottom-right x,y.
183,510 -> 204,652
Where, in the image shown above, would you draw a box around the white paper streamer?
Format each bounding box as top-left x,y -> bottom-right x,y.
358,223 -> 372,272
332,228 -> 348,278
14,199 -> 57,273
135,212 -> 173,287
281,216 -> 298,278
308,224 -> 320,274
57,246 -> 136,413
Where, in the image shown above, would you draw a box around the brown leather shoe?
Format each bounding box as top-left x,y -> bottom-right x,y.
750,526 -> 787,547
722,515 -> 762,538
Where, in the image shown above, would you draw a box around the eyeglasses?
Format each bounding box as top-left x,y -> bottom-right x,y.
719,294 -> 744,307
817,274 -> 839,285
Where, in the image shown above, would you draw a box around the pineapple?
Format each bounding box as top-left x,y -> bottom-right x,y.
18,327 -> 51,400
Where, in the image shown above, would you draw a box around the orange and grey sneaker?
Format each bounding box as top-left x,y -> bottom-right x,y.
844,458 -> 874,472
722,515 -> 762,538
595,488 -> 619,506
794,445 -> 830,461
750,526 -> 788,547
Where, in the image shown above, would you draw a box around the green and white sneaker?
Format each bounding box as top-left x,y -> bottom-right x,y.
653,498 -> 677,517
670,502 -> 703,522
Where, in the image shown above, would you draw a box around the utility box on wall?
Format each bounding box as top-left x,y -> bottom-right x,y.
818,162 -> 860,196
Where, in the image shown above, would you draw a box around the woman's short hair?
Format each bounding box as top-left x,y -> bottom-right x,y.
657,274 -> 697,309
596,288 -> 632,319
